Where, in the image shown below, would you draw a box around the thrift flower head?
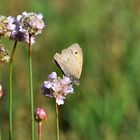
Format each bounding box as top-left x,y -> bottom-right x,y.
42,72 -> 74,105
0,15 -> 16,37
11,12 -> 45,44
34,108 -> 47,123
0,84 -> 3,98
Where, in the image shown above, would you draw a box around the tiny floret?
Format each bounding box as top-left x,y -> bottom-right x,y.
48,72 -> 57,79
42,72 -> 74,105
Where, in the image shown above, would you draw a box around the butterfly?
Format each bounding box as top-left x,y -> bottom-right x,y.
54,43 -> 83,84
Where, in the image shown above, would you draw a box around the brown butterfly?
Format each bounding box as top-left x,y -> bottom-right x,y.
54,43 -> 83,84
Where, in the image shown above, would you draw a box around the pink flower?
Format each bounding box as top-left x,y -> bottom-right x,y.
42,72 -> 74,105
10,12 -> 45,44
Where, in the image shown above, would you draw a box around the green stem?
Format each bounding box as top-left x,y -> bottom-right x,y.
55,101 -> 60,140
0,129 -> 1,140
28,35 -> 35,140
38,123 -> 42,140
0,105 -> 1,140
9,40 -> 17,140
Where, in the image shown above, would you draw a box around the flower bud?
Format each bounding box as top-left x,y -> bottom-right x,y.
0,84 -> 3,98
34,108 -> 47,123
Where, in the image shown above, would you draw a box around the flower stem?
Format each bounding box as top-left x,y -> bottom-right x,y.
0,129 -> 1,140
9,40 -> 17,140
38,123 -> 42,140
28,35 -> 35,140
55,101 -> 60,140
0,105 -> 1,140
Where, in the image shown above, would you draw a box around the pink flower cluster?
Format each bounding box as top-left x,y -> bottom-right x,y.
0,12 -> 45,44
42,72 -> 74,105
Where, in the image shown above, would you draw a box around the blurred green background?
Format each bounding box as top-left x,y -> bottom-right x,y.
1,0 -> 140,139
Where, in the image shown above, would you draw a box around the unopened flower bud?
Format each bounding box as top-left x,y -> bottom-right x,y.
0,84 -> 3,98
34,108 -> 47,123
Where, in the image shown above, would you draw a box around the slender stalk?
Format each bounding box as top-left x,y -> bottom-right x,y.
0,105 -> 1,140
55,102 -> 60,140
0,83 -> 2,140
0,128 -> 1,140
38,123 -> 42,140
0,129 -> 1,140
9,40 -> 17,140
28,35 -> 35,140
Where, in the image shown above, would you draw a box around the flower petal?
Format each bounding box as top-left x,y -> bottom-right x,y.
56,95 -> 65,105
48,72 -> 57,79
44,81 -> 52,88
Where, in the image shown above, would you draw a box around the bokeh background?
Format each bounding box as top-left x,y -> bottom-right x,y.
1,0 -> 140,139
